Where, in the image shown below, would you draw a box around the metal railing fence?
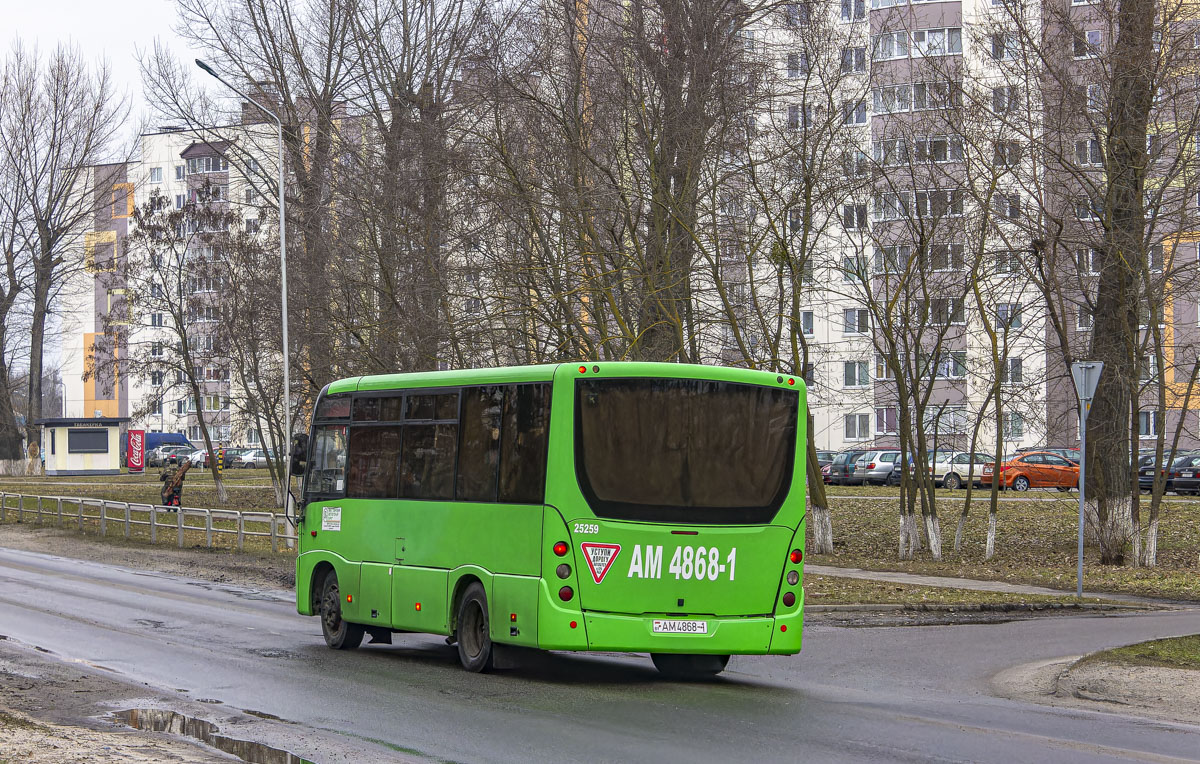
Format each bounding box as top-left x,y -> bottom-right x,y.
0,491 -> 296,553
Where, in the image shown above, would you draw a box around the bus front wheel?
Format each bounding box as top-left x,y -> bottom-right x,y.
456,582 -> 494,673
651,653 -> 730,679
320,571 -> 365,650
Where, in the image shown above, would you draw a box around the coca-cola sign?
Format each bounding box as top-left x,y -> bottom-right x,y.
127,430 -> 145,473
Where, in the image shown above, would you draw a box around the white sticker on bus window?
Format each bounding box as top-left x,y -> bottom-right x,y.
322,506 -> 342,531
336,479 -> 344,491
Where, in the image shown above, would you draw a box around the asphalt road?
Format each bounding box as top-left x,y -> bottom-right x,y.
1,546 -> 1198,763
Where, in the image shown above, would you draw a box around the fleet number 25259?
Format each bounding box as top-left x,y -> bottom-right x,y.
627,545 -> 737,581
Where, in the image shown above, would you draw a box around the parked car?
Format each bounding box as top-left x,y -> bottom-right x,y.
1138,451 -> 1200,493
930,451 -> 994,489
815,450 -> 837,468
235,448 -> 276,469
1017,446 -> 1080,464
222,447 -> 250,469
853,450 -> 903,485
167,446 -> 198,465
1167,454 -> 1200,495
981,451 -> 1079,491
826,450 -> 869,485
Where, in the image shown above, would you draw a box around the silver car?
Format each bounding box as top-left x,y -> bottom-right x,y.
236,448 -> 276,469
853,450 -> 903,485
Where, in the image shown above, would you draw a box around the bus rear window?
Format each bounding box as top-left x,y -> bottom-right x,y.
575,379 -> 797,524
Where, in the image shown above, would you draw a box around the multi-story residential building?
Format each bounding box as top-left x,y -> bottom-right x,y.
61,126 -> 268,447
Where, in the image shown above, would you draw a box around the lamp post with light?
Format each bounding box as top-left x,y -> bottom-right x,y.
194,59 -> 292,498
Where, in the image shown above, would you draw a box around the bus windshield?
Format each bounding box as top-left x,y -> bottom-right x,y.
575,378 -> 798,524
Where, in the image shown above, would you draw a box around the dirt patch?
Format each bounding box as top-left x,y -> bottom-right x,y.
0,643 -> 236,763
0,523 -> 294,591
1055,660 -> 1200,726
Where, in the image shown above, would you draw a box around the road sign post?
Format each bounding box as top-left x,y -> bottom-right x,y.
1070,361 -> 1103,597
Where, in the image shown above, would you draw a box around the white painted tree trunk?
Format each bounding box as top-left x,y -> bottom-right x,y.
899,511 -> 922,559
1142,516 -> 1159,567
809,502 -> 834,555
925,513 -> 942,561
1084,496 -> 1133,563
984,511 -> 997,561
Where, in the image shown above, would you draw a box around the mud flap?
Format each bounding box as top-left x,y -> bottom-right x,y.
491,644 -> 538,670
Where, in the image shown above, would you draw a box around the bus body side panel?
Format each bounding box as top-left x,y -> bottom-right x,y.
490,574 -> 541,647
391,565 -> 450,634
399,502 -> 541,575
359,562 -> 393,628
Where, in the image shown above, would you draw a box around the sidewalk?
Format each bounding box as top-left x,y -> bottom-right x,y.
807,563 -> 1183,606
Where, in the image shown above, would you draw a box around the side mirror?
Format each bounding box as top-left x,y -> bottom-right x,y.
290,433 -> 309,477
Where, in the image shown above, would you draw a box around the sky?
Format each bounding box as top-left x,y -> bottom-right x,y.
9,0 -> 191,126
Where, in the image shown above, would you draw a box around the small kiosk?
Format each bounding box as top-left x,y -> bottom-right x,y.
37,417 -> 130,476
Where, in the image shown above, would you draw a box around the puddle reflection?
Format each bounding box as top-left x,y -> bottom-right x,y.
114,708 -> 314,764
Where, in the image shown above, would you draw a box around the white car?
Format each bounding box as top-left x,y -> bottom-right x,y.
930,451 -> 994,489
236,448 -> 275,469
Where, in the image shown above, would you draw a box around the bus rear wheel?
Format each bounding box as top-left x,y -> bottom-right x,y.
456,582 -> 493,673
320,571 -> 364,650
651,653 -> 730,679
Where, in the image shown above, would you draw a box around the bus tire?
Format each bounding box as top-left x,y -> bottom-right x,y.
456,582 -> 494,673
320,571 -> 364,650
651,653 -> 729,679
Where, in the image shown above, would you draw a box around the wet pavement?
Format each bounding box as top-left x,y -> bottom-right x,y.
1,545 -> 1199,763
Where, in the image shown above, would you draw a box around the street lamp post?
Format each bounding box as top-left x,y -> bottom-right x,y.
194,59 -> 292,495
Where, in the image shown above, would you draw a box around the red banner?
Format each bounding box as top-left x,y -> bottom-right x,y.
127,430 -> 145,473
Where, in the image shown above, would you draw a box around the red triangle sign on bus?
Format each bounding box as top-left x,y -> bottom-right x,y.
580,543 -> 621,584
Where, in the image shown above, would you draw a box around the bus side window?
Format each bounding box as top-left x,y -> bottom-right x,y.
347,425 -> 403,498
305,425 -> 348,498
498,383 -> 552,504
457,386 -> 503,501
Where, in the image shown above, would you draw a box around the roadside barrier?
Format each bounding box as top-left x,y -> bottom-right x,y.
0,491 -> 296,553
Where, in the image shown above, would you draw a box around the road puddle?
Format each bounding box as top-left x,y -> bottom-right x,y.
114,708 -> 315,763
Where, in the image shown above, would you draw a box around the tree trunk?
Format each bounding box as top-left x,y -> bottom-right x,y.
985,510 -> 997,561
25,246 -> 52,445
805,412 -> 833,554
0,325 -> 23,460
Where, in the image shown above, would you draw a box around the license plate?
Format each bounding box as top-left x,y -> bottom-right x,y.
653,619 -> 708,634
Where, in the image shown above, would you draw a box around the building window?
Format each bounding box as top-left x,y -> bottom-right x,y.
914,135 -> 963,164
150,341 -> 163,358
843,100 -> 867,125
150,312 -> 164,327
1076,247 -> 1101,275
842,255 -> 866,283
992,193 -> 1021,220
1075,197 -> 1102,220
913,28 -> 962,57
874,138 -> 908,166
1077,306 -> 1094,330
996,250 -> 1022,274
186,156 -> 230,174
149,398 -> 163,416
913,81 -> 961,110
841,47 -> 867,74
174,165 -> 185,180
150,370 -> 164,386
842,150 -> 870,177
801,310 -> 814,335
1086,84 -> 1103,111
149,167 -> 163,183
843,361 -> 871,388
1003,411 -> 1024,438
245,218 -> 260,234
1148,244 -> 1164,273
929,243 -> 964,271
1138,410 -> 1161,439
875,406 -> 898,435
1139,354 -> 1159,382
929,298 -> 965,325
787,104 -> 802,130
875,191 -> 912,220
1002,356 -> 1024,384
784,2 -> 810,25
993,141 -> 1022,168
874,84 -> 912,114
1076,138 -> 1103,166
992,86 -> 1019,114
841,0 -> 865,21
915,189 -> 964,218
991,33 -> 1017,60
997,303 -> 1022,328
874,31 -> 909,61
844,308 -> 870,334
787,53 -> 808,78
875,355 -> 897,380
842,203 -> 869,230
930,351 -> 967,378
1074,30 -> 1102,59
844,413 -> 872,441
875,244 -> 912,274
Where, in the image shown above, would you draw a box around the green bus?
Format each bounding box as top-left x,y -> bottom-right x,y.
291,362 -> 807,677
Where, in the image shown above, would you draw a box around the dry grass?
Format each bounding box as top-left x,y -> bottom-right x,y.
1083,635 -> 1200,670
806,574 -> 1114,606
814,486 -> 1200,600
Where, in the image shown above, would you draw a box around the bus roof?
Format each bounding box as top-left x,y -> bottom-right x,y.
328,362 -> 802,395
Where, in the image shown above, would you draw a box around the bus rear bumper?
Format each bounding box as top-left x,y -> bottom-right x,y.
555,597 -> 803,655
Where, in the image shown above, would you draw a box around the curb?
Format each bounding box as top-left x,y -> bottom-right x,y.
806,602 -> 1154,613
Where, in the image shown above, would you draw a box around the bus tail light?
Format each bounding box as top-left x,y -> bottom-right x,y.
556,564 -> 571,579
558,586 -> 574,602
787,570 -> 799,586
782,592 -> 796,607
553,541 -> 568,556
789,549 -> 803,564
